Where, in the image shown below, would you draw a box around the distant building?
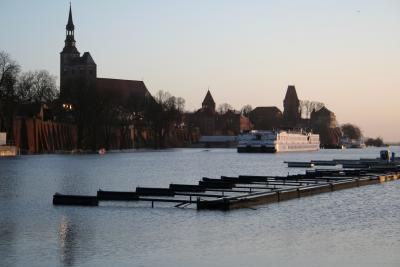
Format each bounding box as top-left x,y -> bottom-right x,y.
282,85 -> 301,126
58,4 -> 154,149
185,90 -> 251,136
202,90 -> 216,114
249,106 -> 282,130
60,5 -> 152,107
310,106 -> 341,147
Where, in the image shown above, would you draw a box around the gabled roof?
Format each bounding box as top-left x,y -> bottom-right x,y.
202,90 -> 215,106
312,106 -> 332,116
96,78 -> 152,100
71,52 -> 96,65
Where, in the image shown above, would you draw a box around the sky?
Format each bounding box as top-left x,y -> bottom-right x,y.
1,0 -> 399,141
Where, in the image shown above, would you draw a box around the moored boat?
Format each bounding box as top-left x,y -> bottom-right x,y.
237,130 -> 320,153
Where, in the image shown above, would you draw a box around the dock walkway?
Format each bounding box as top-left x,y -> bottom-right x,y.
53,164 -> 400,210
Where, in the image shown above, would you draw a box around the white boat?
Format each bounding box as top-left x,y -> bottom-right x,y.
237,130 -> 320,153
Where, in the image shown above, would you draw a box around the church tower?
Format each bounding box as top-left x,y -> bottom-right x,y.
60,4 -> 96,99
282,85 -> 300,126
202,90 -> 216,113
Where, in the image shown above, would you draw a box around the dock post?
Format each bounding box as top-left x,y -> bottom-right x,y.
151,201 -> 154,208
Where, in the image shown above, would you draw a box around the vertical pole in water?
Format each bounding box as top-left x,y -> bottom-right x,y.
190,195 -> 192,203
151,201 -> 154,208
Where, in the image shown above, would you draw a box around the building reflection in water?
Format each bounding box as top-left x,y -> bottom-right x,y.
58,216 -> 76,266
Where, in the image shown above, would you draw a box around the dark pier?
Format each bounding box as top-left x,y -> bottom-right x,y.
53,162 -> 400,210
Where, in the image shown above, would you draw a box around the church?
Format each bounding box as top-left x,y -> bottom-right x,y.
59,4 -> 154,149
60,5 -> 152,108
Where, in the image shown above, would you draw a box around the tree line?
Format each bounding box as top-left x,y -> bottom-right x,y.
0,50 -> 186,150
0,51 -> 58,141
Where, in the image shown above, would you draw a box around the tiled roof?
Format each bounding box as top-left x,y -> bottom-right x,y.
96,78 -> 152,100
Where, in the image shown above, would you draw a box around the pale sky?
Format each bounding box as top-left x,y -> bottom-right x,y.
1,0 -> 399,141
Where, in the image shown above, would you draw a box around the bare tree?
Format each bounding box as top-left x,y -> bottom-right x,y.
299,100 -> 324,119
241,104 -> 253,117
145,90 -> 185,148
176,97 -> 185,113
217,103 -> 233,114
0,51 -> 20,90
17,70 -> 58,103
0,51 -> 20,139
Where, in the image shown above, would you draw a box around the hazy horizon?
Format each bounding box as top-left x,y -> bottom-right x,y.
1,0 -> 399,141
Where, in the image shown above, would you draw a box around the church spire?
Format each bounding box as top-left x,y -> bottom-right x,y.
62,3 -> 79,54
202,90 -> 216,113
66,3 -> 74,31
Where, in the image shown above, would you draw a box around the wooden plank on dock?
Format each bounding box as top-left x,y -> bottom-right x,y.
285,161 -> 314,168
53,193 -> 98,206
97,190 -> 139,201
169,184 -> 206,192
136,187 -> 175,196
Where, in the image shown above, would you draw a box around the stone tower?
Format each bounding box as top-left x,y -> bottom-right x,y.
202,90 -> 216,113
283,85 -> 300,125
60,4 -> 96,99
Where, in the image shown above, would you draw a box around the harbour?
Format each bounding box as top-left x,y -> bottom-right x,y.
53,155 -> 399,210
1,147 -> 399,266
1,1 -> 399,266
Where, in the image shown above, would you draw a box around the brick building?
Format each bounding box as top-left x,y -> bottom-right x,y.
60,5 -> 152,106
185,90 -> 251,136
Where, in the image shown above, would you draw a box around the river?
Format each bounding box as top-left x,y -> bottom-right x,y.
1,147 -> 399,266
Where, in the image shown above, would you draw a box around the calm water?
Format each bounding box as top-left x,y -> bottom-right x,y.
1,147 -> 399,267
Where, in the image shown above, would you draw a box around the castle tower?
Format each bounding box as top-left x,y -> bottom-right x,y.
202,90 -> 216,113
283,85 -> 300,125
60,4 -> 96,99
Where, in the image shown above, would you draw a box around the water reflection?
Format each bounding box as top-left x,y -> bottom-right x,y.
0,220 -> 16,267
58,216 -> 75,266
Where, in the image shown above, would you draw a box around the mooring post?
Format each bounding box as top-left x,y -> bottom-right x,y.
151,201 -> 154,208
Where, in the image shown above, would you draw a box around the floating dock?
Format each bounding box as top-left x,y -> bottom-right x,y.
286,157 -> 400,169
53,164 -> 400,211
